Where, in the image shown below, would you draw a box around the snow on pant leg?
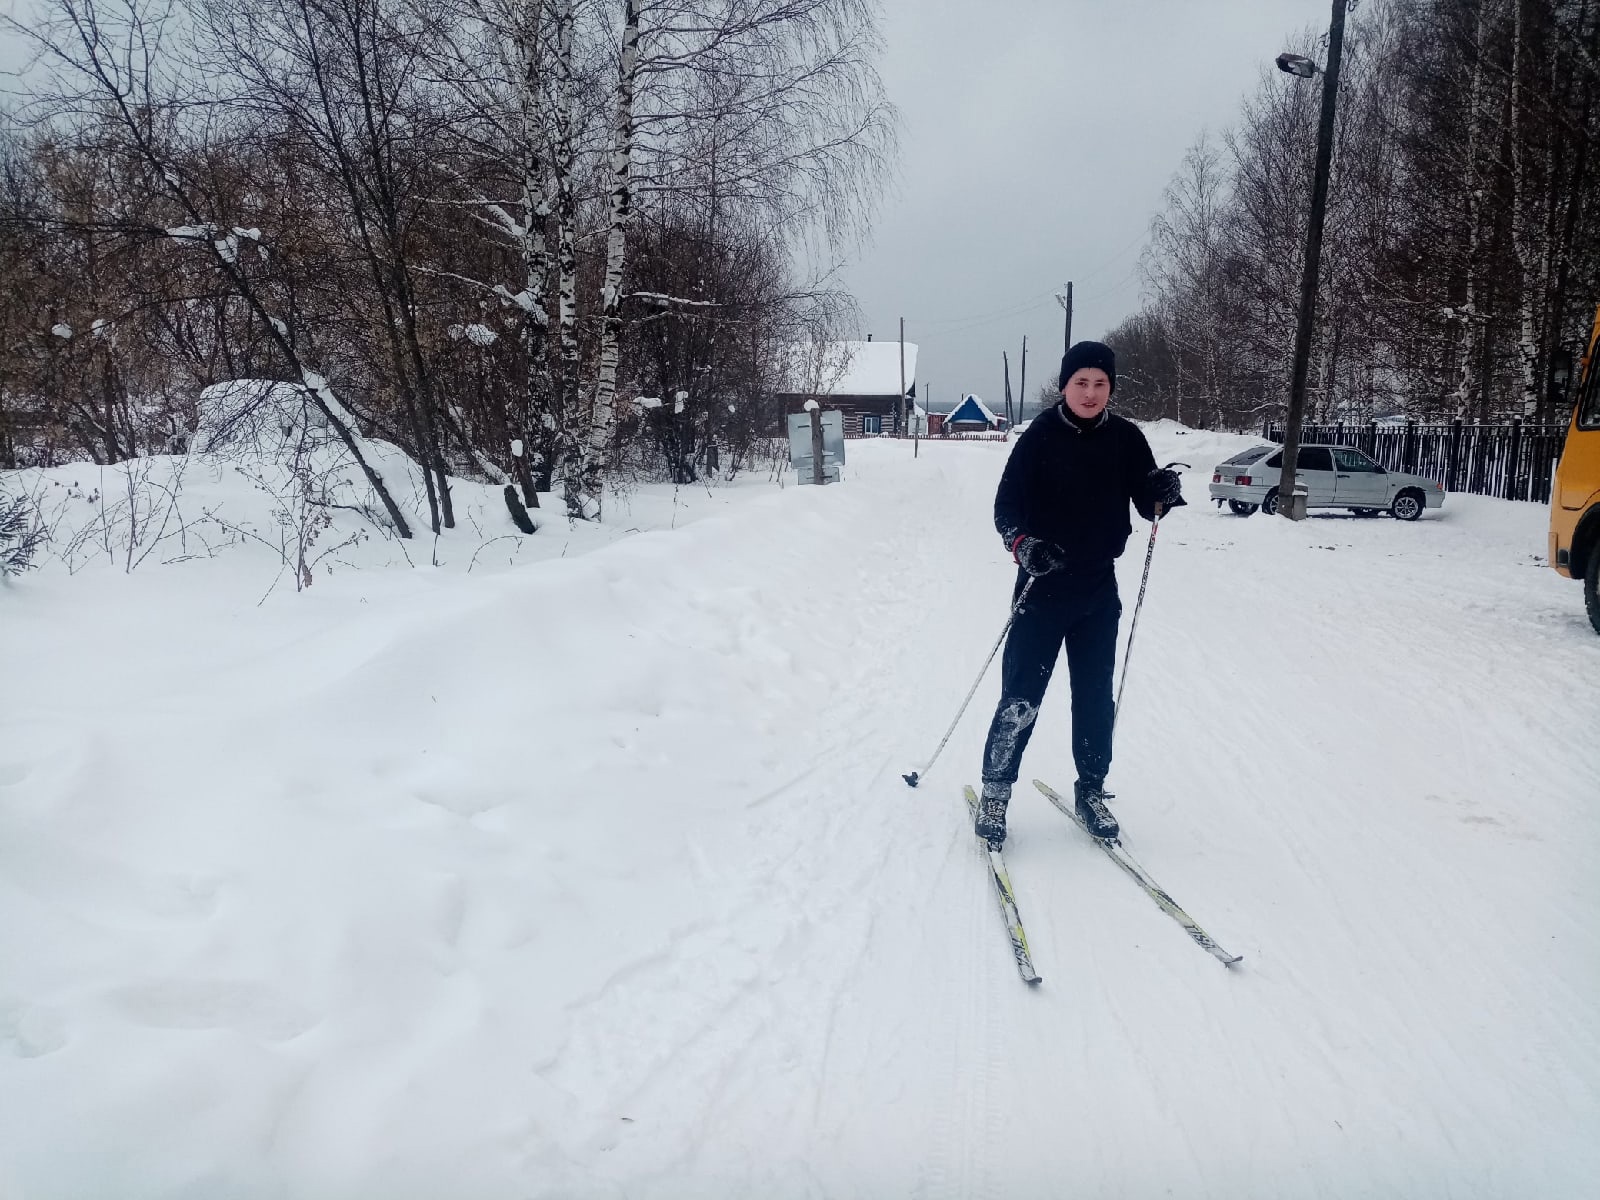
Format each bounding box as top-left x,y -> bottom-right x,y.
980,597 -> 1068,785
1063,576 -> 1121,784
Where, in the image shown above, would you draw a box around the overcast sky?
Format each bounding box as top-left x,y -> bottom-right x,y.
846,0 -> 1327,417
1,0 -> 1332,418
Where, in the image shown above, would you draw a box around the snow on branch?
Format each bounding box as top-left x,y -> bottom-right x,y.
493,284 -> 545,318
628,291 -> 723,308
447,323 -> 499,346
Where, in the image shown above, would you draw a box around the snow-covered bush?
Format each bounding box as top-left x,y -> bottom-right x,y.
190,380 -> 374,591
190,380 -> 332,460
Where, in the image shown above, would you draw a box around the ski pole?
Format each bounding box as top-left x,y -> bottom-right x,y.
904,576 -> 1035,787
1113,461 -> 1188,734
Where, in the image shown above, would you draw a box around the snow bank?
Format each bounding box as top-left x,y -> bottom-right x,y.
2,425 -> 1597,1196
8,381 -> 533,582
189,379 -> 327,458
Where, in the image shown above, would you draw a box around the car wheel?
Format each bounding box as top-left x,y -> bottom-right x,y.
1585,549 -> 1600,637
1228,499 -> 1258,516
1261,489 -> 1280,516
1390,490 -> 1423,521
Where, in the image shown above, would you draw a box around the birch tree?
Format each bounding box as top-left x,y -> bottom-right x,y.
566,0 -> 893,519
1454,0 -> 1500,417
551,0 -> 583,496
416,0 -> 586,506
564,0 -> 636,518
1109,0 -> 1600,431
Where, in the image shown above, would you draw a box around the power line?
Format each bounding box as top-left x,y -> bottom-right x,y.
896,232 -> 1148,336
1073,227 -> 1150,288
902,286 -> 1063,329
925,295 -> 1061,339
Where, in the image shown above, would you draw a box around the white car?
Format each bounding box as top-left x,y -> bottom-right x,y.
1208,444 -> 1446,520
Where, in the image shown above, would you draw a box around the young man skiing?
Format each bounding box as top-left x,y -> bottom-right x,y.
974,340 -> 1183,847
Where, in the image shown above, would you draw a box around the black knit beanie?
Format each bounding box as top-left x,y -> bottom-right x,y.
1059,341 -> 1116,393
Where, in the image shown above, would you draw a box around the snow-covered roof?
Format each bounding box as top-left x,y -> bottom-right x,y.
947,394 -> 1000,425
781,340 -> 918,397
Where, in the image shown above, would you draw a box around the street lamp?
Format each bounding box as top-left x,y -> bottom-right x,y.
1274,0 -> 1348,521
1275,52 -> 1317,78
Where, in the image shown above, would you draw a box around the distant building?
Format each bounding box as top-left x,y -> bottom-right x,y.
944,394 -> 1006,434
775,339 -> 918,438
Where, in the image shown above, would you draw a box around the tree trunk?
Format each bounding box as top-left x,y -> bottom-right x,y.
516,0 -> 554,501
552,0 -> 581,499
298,0 -> 442,532
572,0 -> 640,520
1319,315 -> 1343,422
397,280 -> 454,528
1509,0 -> 1542,417
1455,0 -> 1494,417
1546,0 -> 1597,421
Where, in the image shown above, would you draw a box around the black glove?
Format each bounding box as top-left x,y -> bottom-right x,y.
1145,467 -> 1186,514
1014,535 -> 1070,577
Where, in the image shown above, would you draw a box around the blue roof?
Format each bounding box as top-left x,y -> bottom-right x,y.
947,395 -> 999,425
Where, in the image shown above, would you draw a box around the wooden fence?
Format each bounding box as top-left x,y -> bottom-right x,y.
1264,419 -> 1569,503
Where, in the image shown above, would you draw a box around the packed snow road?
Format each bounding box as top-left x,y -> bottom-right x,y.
2,427 -> 1597,1197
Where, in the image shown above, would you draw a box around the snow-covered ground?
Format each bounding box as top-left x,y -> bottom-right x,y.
3,426 -> 1598,1198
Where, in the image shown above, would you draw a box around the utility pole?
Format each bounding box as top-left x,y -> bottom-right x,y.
900,318 -> 917,457
1275,0 -> 1348,521
1019,335 -> 1028,425
1003,351 -> 1014,425
898,316 -> 907,439
1056,282 -> 1074,354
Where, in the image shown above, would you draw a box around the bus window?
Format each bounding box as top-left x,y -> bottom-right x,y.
1580,345 -> 1600,430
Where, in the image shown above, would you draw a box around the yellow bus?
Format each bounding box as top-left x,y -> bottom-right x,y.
1550,302 -> 1600,635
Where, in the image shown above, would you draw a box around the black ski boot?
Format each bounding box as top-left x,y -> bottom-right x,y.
975,782 -> 1011,847
1074,779 -> 1119,840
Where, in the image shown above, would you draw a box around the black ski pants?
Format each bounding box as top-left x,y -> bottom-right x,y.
980,565 -> 1121,789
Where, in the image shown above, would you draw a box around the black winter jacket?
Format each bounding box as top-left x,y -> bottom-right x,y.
993,406 -> 1161,575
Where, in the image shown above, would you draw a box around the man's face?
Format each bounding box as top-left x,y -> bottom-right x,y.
1062,368 -> 1111,419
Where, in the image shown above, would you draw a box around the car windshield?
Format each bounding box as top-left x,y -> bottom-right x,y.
1223,447 -> 1272,466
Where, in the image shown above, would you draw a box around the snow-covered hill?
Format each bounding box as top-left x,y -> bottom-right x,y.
2,428 -> 1597,1198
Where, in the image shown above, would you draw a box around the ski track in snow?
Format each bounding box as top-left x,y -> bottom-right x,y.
2,429 -> 1599,1197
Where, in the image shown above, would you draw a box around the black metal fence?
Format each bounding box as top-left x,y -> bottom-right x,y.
1263,418 -> 1569,503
